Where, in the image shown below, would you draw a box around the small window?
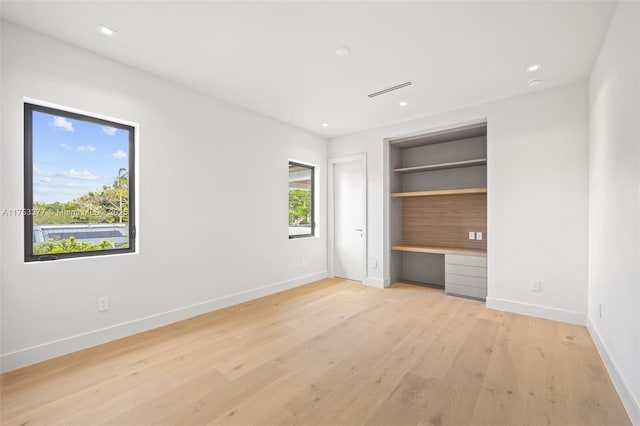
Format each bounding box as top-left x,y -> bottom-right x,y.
24,103 -> 136,261
288,161 -> 315,238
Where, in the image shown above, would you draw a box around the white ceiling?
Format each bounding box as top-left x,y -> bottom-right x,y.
0,1 -> 617,138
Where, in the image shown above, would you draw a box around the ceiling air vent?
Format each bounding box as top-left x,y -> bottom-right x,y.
367,81 -> 414,98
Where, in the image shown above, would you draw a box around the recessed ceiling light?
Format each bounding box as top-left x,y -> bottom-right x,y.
399,101 -> 408,107
335,47 -> 350,57
527,64 -> 542,72
528,78 -> 542,87
99,25 -> 118,38
321,123 -> 329,127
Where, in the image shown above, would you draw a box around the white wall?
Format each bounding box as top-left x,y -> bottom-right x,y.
0,22 -> 327,372
588,2 -> 640,423
329,82 -> 589,325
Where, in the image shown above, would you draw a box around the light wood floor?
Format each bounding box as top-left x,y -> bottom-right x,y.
0,278 -> 630,426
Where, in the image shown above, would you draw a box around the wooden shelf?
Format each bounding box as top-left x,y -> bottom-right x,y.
391,244 -> 487,257
393,158 -> 487,174
391,188 -> 487,198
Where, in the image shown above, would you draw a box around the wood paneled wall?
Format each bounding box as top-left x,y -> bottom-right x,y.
402,194 -> 487,250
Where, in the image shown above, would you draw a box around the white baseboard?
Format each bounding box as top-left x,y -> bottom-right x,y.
365,277 -> 387,288
0,271 -> 328,373
587,316 -> 640,425
486,297 -> 586,325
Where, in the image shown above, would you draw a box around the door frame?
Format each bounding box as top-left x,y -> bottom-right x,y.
328,153 -> 368,284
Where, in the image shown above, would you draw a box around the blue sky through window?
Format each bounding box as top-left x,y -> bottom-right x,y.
32,111 -> 129,203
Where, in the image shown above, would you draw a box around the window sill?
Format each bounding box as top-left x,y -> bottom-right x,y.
24,249 -> 138,264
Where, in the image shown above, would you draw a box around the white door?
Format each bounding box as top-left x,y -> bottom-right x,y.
333,159 -> 364,281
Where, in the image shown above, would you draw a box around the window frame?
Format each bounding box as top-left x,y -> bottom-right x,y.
288,160 -> 315,239
24,102 -> 136,262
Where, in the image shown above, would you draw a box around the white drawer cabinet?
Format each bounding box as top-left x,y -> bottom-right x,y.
445,254 -> 487,267
445,254 -> 487,300
445,273 -> 486,287
445,264 -> 487,278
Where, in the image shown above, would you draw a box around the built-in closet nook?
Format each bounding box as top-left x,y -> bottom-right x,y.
389,122 -> 488,300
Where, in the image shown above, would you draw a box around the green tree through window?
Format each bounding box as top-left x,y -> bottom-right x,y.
288,162 -> 314,238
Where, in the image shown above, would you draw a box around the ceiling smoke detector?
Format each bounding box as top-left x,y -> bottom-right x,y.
367,81 -> 414,98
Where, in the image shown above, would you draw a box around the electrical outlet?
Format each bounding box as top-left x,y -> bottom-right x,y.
370,259 -> 377,269
530,280 -> 541,291
599,304 -> 603,319
301,259 -> 306,268
98,296 -> 109,312
468,232 -> 476,240
476,232 -> 483,241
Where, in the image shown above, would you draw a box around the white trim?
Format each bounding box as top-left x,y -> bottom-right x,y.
486,297 -> 586,325
385,118 -> 488,146
328,153 -> 368,284
383,139 -> 392,284
365,277 -> 387,288
0,271 -> 328,373
587,316 -> 640,425
23,97 -> 138,128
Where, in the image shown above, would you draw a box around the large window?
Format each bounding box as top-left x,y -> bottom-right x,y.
24,103 -> 136,261
288,161 -> 315,238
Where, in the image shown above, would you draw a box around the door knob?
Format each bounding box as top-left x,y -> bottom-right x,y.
355,228 -> 363,232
